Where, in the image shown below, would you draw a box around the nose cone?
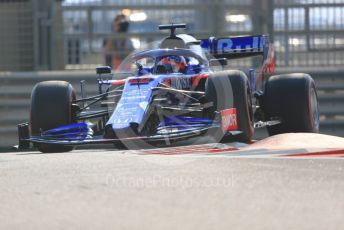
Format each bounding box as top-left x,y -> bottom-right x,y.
104,122 -> 139,139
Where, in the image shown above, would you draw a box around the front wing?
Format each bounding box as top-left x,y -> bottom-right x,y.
17,122 -> 242,149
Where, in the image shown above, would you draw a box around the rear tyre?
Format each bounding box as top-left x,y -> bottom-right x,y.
30,81 -> 76,153
264,73 -> 320,136
205,70 -> 254,143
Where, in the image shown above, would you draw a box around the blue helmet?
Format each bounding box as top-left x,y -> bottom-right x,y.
156,56 -> 187,74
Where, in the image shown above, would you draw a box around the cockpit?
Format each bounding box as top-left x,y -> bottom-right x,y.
119,49 -> 207,76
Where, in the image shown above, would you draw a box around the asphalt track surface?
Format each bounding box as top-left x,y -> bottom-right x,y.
0,133 -> 344,230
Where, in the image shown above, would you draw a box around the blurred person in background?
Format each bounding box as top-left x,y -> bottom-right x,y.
104,14 -> 133,69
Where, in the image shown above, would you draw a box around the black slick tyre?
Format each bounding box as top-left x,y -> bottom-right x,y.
205,70 -> 254,143
30,81 -> 76,153
264,73 -> 320,136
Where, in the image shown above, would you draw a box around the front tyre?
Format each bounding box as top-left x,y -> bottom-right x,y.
205,70 -> 254,143
30,81 -> 76,153
264,73 -> 320,136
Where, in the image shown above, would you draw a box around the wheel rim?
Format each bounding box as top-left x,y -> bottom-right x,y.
310,87 -> 320,130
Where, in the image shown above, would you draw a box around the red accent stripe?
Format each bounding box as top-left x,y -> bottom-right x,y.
111,80 -> 126,85
191,73 -> 209,88
129,77 -> 152,84
283,149 -> 344,157
165,78 -> 171,87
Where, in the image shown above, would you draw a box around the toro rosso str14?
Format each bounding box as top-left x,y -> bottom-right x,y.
17,24 -> 319,152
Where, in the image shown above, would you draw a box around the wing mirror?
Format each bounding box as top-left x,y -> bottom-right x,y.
96,66 -> 112,74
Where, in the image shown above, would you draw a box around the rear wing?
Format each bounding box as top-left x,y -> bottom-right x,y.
201,35 -> 275,72
201,35 -> 270,59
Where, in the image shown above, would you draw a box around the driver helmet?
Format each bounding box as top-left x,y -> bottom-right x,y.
156,56 -> 187,74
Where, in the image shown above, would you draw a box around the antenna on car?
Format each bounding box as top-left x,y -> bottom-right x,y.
158,23 -> 186,38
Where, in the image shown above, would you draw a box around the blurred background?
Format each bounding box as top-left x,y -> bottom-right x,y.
1,0 -> 344,148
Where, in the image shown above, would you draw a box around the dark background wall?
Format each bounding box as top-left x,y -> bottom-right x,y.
0,0 -> 64,71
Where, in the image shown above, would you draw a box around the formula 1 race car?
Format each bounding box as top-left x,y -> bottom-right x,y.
17,24 -> 320,152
